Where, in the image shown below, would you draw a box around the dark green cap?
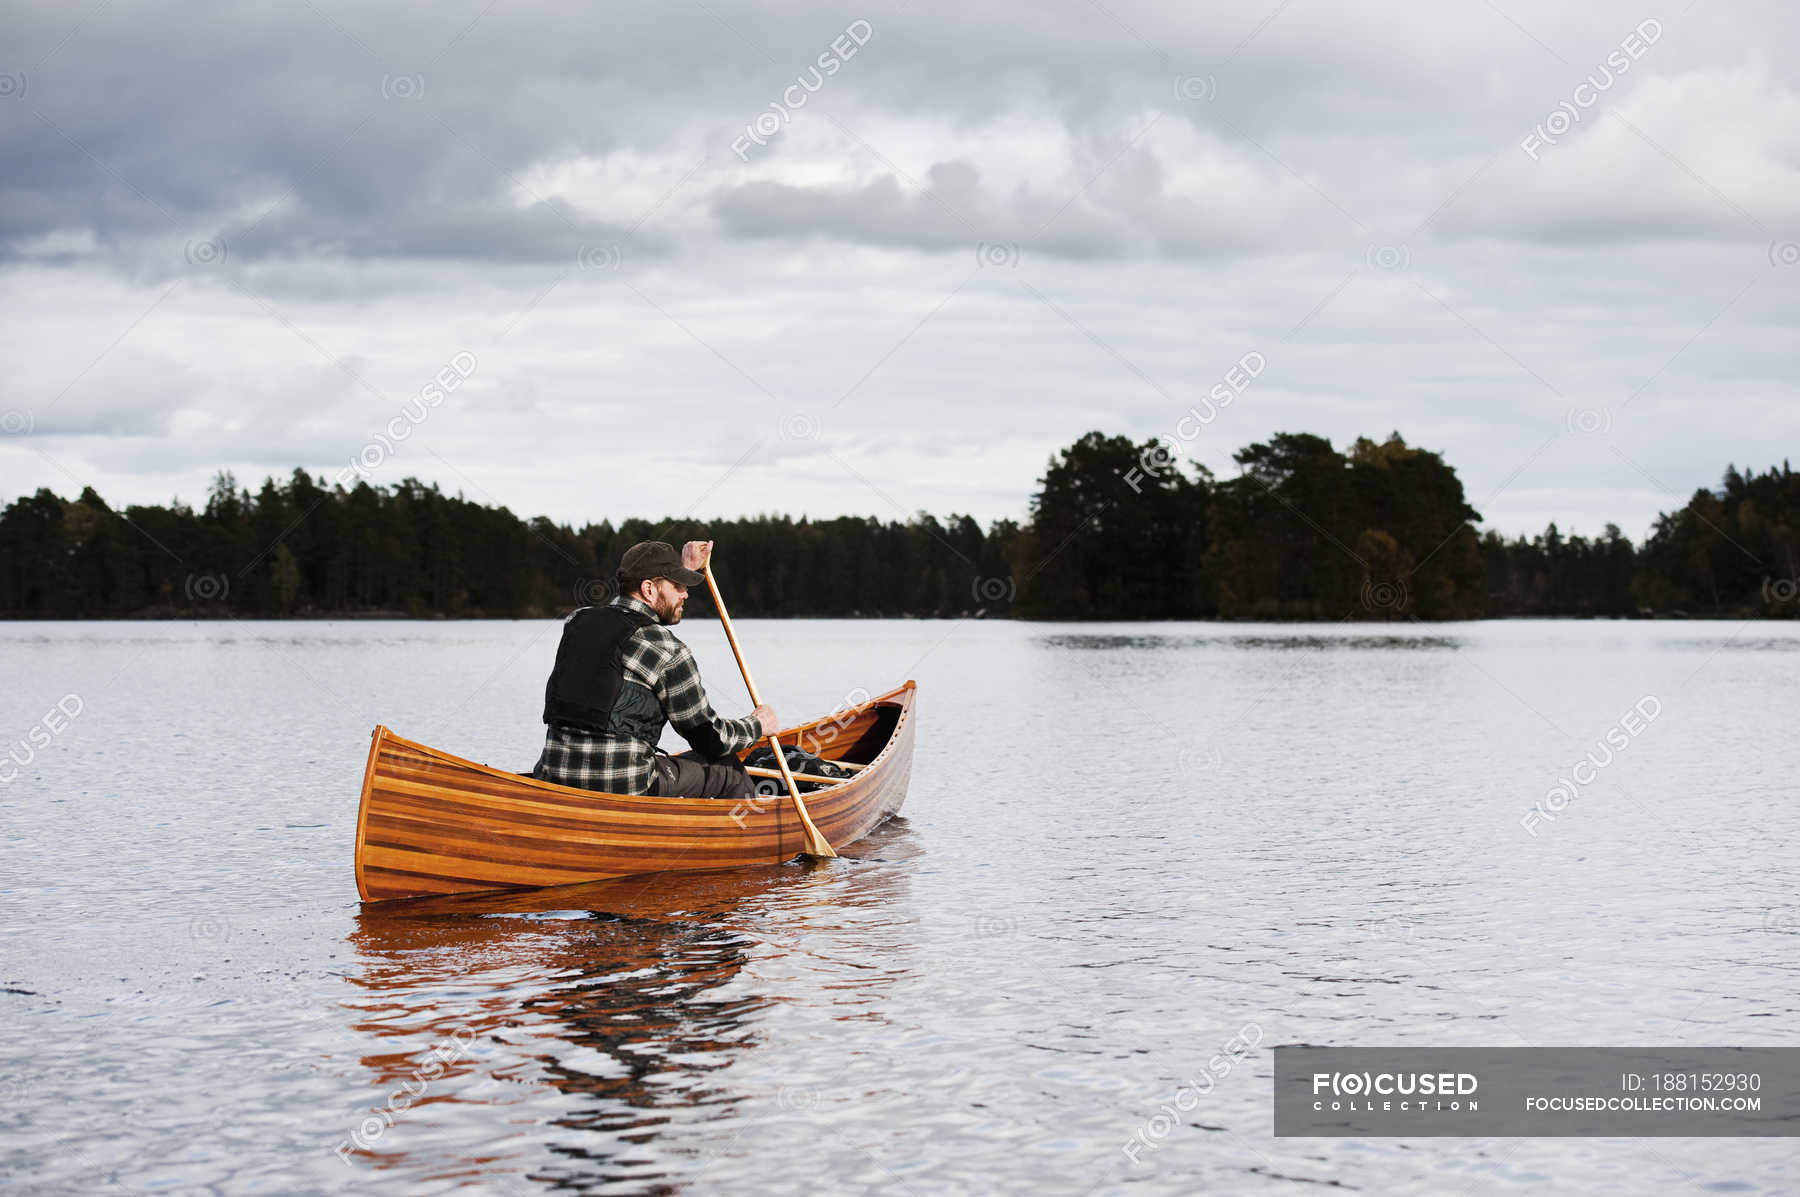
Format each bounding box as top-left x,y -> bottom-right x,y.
619,541 -> 705,587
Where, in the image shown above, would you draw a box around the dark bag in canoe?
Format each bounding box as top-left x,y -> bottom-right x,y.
743,744 -> 851,793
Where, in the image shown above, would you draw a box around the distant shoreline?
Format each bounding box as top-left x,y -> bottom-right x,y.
7,444 -> 1794,622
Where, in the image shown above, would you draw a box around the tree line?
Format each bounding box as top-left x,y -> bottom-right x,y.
2,432 -> 1795,620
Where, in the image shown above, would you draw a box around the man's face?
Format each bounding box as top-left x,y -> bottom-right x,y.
643,578 -> 687,624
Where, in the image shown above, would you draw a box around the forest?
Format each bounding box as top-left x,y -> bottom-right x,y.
2,431 -> 1795,620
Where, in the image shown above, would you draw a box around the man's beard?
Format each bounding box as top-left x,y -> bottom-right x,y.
659,597 -> 685,624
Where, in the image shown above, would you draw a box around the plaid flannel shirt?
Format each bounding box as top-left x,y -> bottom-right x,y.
534,594 -> 762,795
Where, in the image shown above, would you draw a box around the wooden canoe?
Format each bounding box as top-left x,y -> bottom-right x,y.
354,680 -> 917,903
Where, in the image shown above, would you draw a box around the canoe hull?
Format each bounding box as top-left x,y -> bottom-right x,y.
354,681 -> 916,903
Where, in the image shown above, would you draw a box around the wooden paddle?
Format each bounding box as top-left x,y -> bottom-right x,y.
701,556 -> 837,859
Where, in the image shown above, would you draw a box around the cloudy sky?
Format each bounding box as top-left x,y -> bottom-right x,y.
2,0 -> 1796,540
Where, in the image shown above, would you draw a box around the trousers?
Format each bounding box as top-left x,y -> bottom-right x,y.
650,750 -> 753,800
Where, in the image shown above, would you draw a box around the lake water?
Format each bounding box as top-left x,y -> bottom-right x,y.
2,618 -> 1797,1195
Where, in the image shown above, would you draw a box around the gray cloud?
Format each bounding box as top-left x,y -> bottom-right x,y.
709,148 -> 1300,259
6,1 -> 1795,266
1,0 -> 1797,542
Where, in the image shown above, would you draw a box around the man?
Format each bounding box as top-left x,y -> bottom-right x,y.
533,539 -> 776,799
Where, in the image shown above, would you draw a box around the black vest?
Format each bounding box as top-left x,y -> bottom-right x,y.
541,604 -> 657,733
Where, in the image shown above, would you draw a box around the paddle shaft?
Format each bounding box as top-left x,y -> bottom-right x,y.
701,560 -> 836,858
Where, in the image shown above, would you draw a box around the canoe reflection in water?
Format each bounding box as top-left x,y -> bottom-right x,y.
341,826 -> 917,1192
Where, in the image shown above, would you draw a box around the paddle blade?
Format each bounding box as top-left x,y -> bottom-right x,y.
767,733 -> 836,859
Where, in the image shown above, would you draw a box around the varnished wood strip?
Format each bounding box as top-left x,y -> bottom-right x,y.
370,790 -> 776,842
371,776 -> 807,830
363,813 -> 778,865
362,834 -> 767,877
376,757 -> 808,820
360,866 -> 482,895
373,768 -> 867,827
361,836 -> 787,889
362,844 -> 608,887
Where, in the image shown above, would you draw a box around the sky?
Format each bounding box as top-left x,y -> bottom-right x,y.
1,0 -> 1796,542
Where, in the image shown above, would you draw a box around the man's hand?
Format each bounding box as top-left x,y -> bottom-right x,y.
682,539 -> 714,572
753,704 -> 778,737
